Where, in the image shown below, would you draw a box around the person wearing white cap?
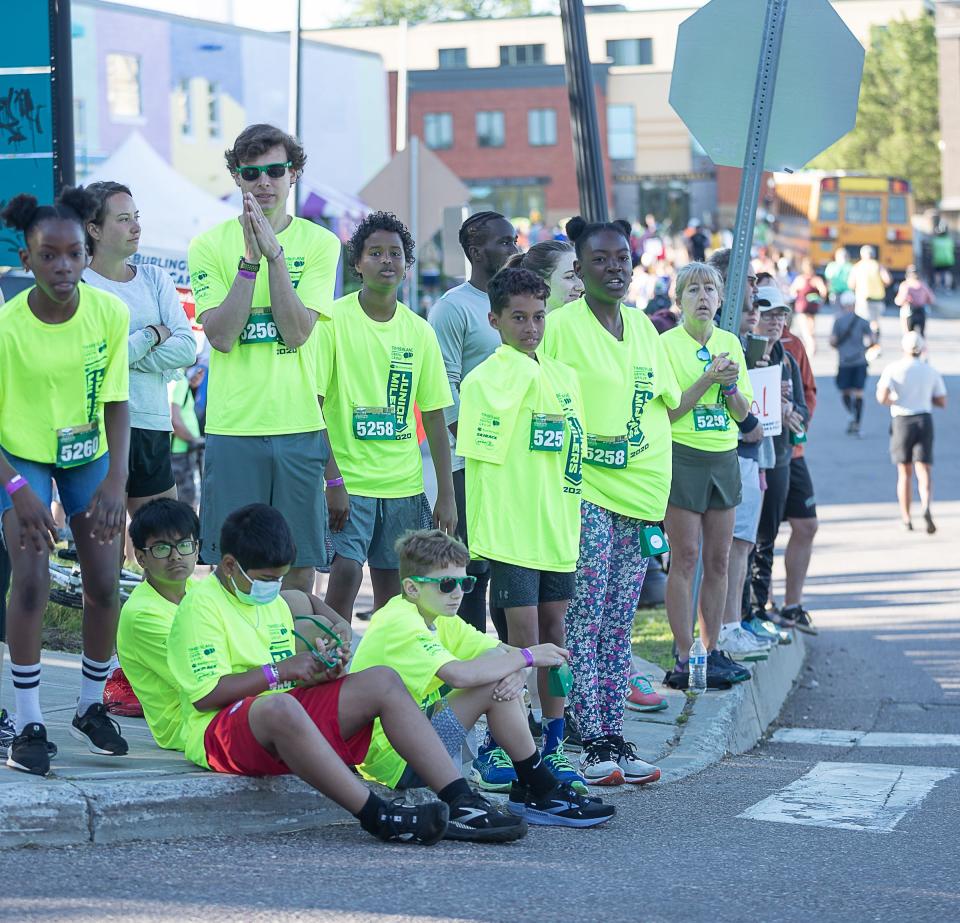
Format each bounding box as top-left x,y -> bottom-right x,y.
876,332 -> 947,532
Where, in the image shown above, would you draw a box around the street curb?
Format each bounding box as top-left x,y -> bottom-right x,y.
655,632 -> 807,784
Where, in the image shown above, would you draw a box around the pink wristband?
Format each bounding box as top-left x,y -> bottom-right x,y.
4,475 -> 27,498
261,663 -> 279,690
325,477 -> 345,488
237,269 -> 257,281
520,648 -> 535,668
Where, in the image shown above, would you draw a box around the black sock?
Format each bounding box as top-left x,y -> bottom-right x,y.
841,393 -> 853,413
437,777 -> 471,805
854,397 -> 863,424
513,750 -> 557,798
355,791 -> 387,834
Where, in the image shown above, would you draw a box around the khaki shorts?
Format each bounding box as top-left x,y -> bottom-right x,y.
668,442 -> 741,514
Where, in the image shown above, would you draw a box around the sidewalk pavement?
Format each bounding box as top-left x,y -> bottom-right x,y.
0,635 -> 805,849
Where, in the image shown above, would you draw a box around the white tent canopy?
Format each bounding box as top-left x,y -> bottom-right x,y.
82,132 -> 236,286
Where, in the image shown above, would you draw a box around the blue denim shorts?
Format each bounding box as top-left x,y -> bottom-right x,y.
0,449 -> 110,521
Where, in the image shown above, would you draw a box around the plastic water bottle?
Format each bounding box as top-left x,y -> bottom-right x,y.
689,638 -> 707,695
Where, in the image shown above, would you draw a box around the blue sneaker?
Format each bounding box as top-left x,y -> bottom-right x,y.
543,740 -> 589,794
468,747 -> 517,792
742,616 -> 780,644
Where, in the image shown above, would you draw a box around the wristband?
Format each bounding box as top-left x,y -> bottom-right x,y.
325,476 -> 345,488
4,474 -> 27,498
237,269 -> 257,281
146,325 -> 160,347
520,648 -> 535,668
261,663 -> 280,690
722,384 -> 738,396
268,246 -> 284,263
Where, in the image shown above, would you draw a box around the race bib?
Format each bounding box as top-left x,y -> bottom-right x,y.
584,434 -> 628,470
239,312 -> 281,345
353,407 -> 397,441
56,422 -> 100,469
692,404 -> 729,432
529,413 -> 564,452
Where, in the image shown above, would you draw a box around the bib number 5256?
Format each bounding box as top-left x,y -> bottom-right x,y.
239,312 -> 280,345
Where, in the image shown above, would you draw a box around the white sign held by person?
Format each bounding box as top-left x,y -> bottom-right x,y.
748,365 -> 782,436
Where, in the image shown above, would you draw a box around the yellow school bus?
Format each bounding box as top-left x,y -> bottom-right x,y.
770,172 -> 914,279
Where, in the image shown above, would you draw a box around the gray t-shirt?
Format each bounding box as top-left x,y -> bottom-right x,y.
428,282 -> 501,472
83,264 -> 197,431
831,312 -> 872,368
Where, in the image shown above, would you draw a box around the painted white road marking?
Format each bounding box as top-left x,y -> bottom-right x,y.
772,728 -> 960,748
739,762 -> 955,832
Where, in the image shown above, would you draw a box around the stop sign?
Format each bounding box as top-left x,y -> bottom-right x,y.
669,0 -> 864,171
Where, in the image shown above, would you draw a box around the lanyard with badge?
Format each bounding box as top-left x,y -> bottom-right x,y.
691,344 -> 730,432
56,421 -> 100,469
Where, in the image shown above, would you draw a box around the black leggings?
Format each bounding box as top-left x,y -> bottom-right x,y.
751,463 -> 790,610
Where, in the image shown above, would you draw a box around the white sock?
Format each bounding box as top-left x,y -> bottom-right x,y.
78,654 -> 112,715
531,707 -> 543,725
11,660 -> 43,732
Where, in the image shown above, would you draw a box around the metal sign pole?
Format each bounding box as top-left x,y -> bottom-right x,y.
51,0 -> 75,191
718,0 -> 789,334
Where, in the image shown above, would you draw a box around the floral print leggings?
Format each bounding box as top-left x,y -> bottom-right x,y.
566,501 -> 649,742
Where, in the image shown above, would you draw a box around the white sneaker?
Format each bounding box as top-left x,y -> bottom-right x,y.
718,624 -> 771,662
608,735 -> 661,785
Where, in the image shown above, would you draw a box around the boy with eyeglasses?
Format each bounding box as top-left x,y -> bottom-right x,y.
350,529 -> 614,829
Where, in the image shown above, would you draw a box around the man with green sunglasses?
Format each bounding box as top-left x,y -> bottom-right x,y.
187,123 -> 342,598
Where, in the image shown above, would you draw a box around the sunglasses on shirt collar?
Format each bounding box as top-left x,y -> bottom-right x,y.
237,162 -> 292,182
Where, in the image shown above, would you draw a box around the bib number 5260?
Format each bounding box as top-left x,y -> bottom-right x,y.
56,423 -> 100,469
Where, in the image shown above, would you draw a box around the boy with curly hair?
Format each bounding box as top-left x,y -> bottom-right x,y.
318,212 -> 455,622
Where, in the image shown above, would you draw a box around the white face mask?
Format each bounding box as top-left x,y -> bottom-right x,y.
231,563 -> 282,606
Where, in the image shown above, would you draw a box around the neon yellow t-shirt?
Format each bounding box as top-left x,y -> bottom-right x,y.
166,576 -> 297,769
188,217 -> 341,437
116,577 -> 199,751
457,345 -> 583,571
349,595 -> 499,787
316,292 -> 453,498
660,325 -> 753,453
0,285 -> 128,464
540,299 -> 681,521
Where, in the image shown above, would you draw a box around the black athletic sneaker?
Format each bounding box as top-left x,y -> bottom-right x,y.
507,781 -> 615,828
444,791 -> 528,843
710,650 -> 751,684
70,703 -> 129,755
563,706 -> 583,752
6,722 -> 51,776
664,661 -> 690,690
781,605 -> 818,636
372,798 -> 449,845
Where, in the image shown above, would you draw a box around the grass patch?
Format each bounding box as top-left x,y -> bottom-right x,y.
631,605 -> 675,673
42,601 -> 84,653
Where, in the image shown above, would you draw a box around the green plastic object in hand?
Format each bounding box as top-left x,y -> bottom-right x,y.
547,662 -> 573,697
292,615 -> 342,669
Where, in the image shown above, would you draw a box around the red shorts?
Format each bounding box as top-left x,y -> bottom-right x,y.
203,679 -> 373,776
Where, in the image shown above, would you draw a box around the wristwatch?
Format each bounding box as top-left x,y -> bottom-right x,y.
238,257 -> 261,273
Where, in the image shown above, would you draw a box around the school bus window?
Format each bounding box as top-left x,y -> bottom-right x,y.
888,195 -> 908,224
844,196 -> 882,224
818,193 -> 839,221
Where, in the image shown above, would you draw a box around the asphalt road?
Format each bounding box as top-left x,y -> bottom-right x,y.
4,311 -> 958,923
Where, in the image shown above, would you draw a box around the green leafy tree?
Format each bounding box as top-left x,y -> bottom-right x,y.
336,0 -> 535,26
810,16 -> 941,207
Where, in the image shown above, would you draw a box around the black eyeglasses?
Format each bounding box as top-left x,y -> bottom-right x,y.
408,576 -> 477,594
143,540 -> 199,559
696,345 -> 712,370
238,162 -> 291,182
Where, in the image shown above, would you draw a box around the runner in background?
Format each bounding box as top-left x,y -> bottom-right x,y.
1,188 -> 130,776
848,245 -> 891,350
504,241 -> 584,312
188,124 -> 341,595
429,212 -> 518,637
830,292 -> 875,437
83,182 -> 196,522
789,258 -> 827,358
894,266 -> 935,336
824,248 -> 852,307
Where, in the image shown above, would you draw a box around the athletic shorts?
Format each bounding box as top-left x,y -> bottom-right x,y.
128,428 -> 175,499
733,455 -> 762,542
856,299 -> 885,326
331,493 -> 432,570
200,431 -> 329,568
903,308 -> 927,335
395,698 -> 467,789
203,680 -> 372,776
890,413 -> 934,465
488,560 -> 576,609
669,443 -> 741,513
784,455 -> 817,520
836,364 -> 868,391
0,449 -> 109,521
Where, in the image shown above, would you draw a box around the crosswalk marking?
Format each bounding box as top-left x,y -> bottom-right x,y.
772,728 -> 960,748
739,762 -> 955,832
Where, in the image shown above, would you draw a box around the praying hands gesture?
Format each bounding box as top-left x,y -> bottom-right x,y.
242,192 -> 283,264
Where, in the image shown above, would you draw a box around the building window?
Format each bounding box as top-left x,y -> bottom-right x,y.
175,79 -> 192,136
606,38 -> 653,66
528,108 -> 557,147
424,112 -> 453,150
500,43 -> 545,66
476,110 -> 505,148
207,81 -> 221,138
106,53 -> 142,119
439,47 -> 467,68
607,104 -> 635,160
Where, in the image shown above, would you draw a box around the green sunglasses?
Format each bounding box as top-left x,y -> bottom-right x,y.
238,161 -> 292,182
408,575 -> 477,594
292,615 -> 343,669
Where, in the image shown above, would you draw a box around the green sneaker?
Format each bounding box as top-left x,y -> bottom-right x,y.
467,747 -> 517,792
